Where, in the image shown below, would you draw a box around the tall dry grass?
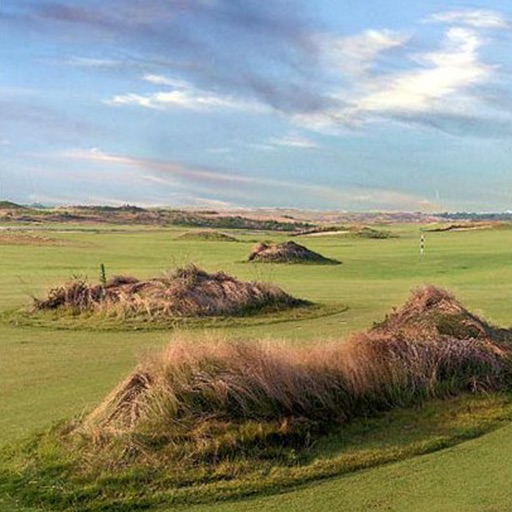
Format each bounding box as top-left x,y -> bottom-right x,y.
72,286 -> 512,468
33,265 -> 305,320
85,331 -> 511,438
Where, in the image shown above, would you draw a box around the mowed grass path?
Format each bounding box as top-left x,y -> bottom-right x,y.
1,223 -> 511,511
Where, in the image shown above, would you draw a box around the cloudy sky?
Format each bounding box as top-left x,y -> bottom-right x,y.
1,0 -> 511,211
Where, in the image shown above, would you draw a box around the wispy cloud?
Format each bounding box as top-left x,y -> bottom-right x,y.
267,133 -> 320,149
426,9 -> 510,29
59,147 -> 435,210
0,101 -> 105,141
61,148 -> 264,186
6,1 -> 324,115
320,29 -> 410,77
55,56 -> 124,69
107,74 -> 265,112
356,27 -> 491,114
294,20 -> 510,137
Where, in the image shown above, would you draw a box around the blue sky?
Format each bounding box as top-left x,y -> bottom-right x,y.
1,0 -> 511,211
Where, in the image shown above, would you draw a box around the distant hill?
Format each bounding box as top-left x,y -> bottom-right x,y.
0,200 -> 26,210
438,212 -> 512,222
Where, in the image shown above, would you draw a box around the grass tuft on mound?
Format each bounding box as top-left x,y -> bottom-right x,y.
176,230 -> 238,242
3,287 -> 512,511
31,265 -> 306,322
372,284 -> 512,344
248,241 -> 340,264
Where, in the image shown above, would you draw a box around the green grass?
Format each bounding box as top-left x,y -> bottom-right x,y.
2,394 -> 511,512
183,419 -> 512,512
0,222 -> 511,511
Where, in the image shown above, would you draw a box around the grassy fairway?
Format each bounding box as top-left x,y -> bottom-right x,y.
0,223 -> 511,511
183,420 -> 512,512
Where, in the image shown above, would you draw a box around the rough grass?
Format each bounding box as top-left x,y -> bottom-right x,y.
0,233 -> 63,246
248,241 -> 340,264
350,226 -> 394,239
32,265 -> 306,321
176,230 -> 238,242
86,287 -> 512,436
3,286 -> 511,511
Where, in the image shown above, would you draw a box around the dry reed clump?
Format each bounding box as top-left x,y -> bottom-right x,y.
372,285 -> 494,340
248,241 -> 340,264
84,286 -> 512,439
33,265 -> 305,319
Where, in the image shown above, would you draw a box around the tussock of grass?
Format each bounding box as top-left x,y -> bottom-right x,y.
87,298 -> 511,436
32,265 -> 306,320
248,241 -> 340,264
373,285 -> 512,343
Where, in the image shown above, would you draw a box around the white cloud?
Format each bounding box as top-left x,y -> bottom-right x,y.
293,21 -> 504,135
321,29 -> 410,77
64,56 -> 121,68
143,74 -> 189,88
107,75 -> 265,112
267,134 -> 320,149
357,27 -> 491,114
426,9 -> 510,29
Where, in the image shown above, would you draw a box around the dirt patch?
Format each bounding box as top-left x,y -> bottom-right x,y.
248,241 -> 341,264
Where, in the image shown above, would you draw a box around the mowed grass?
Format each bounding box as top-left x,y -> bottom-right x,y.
0,222 -> 511,511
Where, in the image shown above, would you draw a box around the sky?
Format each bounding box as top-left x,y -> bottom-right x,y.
0,0 -> 511,211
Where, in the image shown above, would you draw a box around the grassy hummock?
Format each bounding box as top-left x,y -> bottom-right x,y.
248,241 -> 341,264
30,265 -> 307,324
2,286 -> 511,511
176,230 -> 238,242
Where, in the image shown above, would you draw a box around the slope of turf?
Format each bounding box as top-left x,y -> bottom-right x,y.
185,419 -> 512,512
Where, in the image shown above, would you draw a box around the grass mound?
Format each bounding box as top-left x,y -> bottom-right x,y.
424,222 -> 497,232
372,285 -> 511,343
248,241 -> 340,264
33,265 -> 305,320
2,287 -> 512,510
0,200 -> 25,210
351,226 -> 394,239
176,230 -> 238,241
0,232 -> 63,246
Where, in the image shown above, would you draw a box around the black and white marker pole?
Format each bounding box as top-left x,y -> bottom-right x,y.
420,233 -> 425,256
